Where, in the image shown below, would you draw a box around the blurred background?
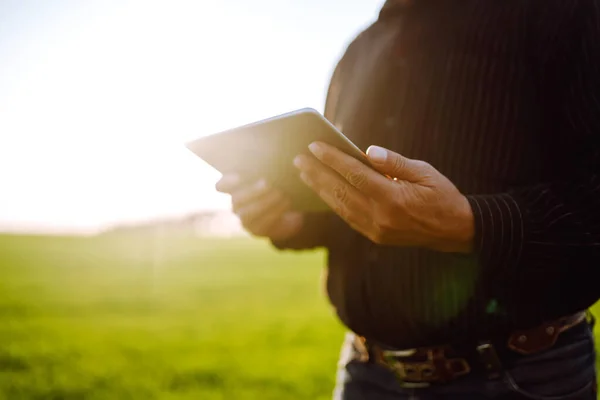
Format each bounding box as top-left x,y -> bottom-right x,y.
0,1 -> 384,398
0,0 -> 598,399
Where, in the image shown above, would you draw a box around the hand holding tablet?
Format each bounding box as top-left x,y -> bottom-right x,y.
214,173 -> 305,241
186,108 -> 369,213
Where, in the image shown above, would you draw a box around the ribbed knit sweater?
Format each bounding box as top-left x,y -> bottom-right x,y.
273,0 -> 600,348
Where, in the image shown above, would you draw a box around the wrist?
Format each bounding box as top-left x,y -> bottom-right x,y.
431,195 -> 475,253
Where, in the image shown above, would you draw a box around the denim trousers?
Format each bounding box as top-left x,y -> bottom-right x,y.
333,322 -> 597,399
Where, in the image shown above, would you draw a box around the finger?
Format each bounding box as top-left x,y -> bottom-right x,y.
297,160 -> 372,230
237,190 -> 288,228
315,181 -> 374,233
230,179 -> 271,212
250,198 -> 291,235
215,174 -> 242,193
307,142 -> 391,196
366,145 -> 431,183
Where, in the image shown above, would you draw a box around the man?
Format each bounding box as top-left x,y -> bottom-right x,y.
216,0 -> 599,398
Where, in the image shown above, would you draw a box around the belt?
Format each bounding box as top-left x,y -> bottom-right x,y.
352,311 -> 588,388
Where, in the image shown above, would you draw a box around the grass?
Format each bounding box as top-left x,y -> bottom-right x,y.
0,233 -> 598,399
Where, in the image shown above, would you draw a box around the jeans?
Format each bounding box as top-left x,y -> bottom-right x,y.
334,322 -> 597,399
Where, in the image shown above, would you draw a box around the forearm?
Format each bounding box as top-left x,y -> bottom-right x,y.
465,0 -> 600,311
466,176 -> 600,310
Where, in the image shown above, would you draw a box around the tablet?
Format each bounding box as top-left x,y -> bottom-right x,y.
185,108 -> 369,212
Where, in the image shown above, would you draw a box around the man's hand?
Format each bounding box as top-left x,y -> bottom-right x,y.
215,175 -> 304,241
293,143 -> 474,253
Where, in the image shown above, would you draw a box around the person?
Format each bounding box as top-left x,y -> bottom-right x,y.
216,0 -> 600,398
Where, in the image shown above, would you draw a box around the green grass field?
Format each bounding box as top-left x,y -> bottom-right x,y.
0,233 -> 598,399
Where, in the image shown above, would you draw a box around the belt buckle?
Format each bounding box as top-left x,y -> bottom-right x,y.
382,347 -> 470,388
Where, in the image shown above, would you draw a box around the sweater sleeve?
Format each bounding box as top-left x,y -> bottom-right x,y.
465,0 -> 600,310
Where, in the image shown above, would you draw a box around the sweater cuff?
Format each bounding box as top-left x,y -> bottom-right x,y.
465,194 -> 525,274
270,212 -> 332,250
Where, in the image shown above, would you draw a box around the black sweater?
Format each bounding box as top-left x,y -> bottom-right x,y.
273,0 -> 600,348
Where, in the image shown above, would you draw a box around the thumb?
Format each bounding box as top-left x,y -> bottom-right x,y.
366,145 -> 428,182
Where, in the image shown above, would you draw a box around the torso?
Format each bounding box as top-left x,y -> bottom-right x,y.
323,0 -> 576,348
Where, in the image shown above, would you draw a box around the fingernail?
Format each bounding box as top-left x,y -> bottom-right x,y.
366,146 -> 387,163
308,142 -> 323,157
293,155 -> 303,168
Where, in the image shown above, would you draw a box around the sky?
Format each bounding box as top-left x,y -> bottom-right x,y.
0,0 -> 385,233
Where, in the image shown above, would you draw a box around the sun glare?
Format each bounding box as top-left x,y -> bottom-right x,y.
0,0 -> 384,233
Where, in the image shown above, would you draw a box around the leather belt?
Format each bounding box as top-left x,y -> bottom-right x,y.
352,311 -> 588,387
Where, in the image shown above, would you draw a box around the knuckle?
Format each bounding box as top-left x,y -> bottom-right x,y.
392,155 -> 407,172
346,170 -> 368,188
413,160 -> 431,172
369,228 -> 384,244
332,185 -> 348,203
414,160 -> 429,168
333,204 -> 346,219
375,216 -> 393,233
